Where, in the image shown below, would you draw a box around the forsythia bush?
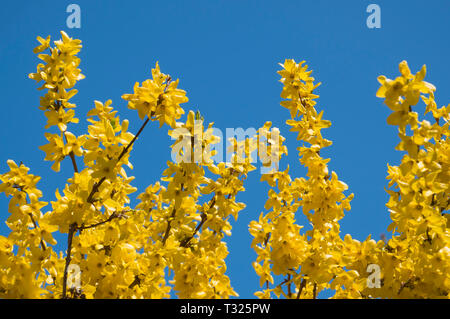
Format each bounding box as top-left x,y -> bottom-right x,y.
0,32 -> 448,299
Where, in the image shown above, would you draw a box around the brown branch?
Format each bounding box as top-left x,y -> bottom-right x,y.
85,113 -> 152,204
85,77 -> 172,205
263,232 -> 271,246
60,77 -> 169,299
179,183 -> 236,248
77,211 -> 123,231
117,116 -> 150,163
62,223 -> 77,298
68,152 -> 79,173
177,166 -> 238,248
180,196 -> 216,247
296,278 -> 307,299
398,277 -> 414,295
28,213 -> 46,251
14,186 -> 47,251
128,275 -> 142,289
60,129 -> 81,299
86,177 -> 106,204
162,206 -> 177,245
61,209 -> 127,298
287,274 -> 292,298
62,129 -> 79,174
313,282 -> 317,299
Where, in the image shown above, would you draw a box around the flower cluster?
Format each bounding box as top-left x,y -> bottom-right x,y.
122,62 -> 188,128
0,32 -> 448,299
1,32 -> 286,298
368,61 -> 449,298
250,60 -> 357,298
250,59 -> 449,299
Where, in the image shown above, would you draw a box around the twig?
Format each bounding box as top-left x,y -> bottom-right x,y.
128,275 -> 143,289
180,197 -> 215,247
62,223 -> 77,298
162,207 -> 177,245
117,116 -> 151,163
85,109 -> 155,204
63,133 -> 79,173
28,213 -> 47,251
85,76 -> 171,203
60,131 -> 80,298
14,186 -> 47,251
287,274 -> 292,298
313,283 -> 317,299
398,277 -> 414,295
296,278 -> 307,299
61,82 -> 162,297
77,211 -> 123,231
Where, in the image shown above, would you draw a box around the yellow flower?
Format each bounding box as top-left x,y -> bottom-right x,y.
122,62 -> 188,127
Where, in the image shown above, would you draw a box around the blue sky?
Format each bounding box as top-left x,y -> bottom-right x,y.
0,0 -> 449,298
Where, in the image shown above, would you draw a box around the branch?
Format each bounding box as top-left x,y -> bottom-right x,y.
28,213 -> 47,251
179,178 -> 236,248
398,277 -> 414,295
86,77 -> 171,204
117,116 -> 150,163
287,274 -> 292,298
61,77 -> 171,298
62,223 -> 77,298
180,197 -> 215,247
77,211 -> 126,231
60,130 -> 80,298
15,186 -> 47,251
63,132 -> 79,173
68,151 -> 79,173
85,114 -> 152,204
162,206 -> 177,246
61,210 -> 128,298
296,278 -> 307,299
86,177 -> 106,204
128,275 -> 143,289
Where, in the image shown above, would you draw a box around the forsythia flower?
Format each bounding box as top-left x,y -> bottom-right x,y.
250,59 -> 449,299
0,31 -> 448,300
250,60 -> 355,299
122,62 -> 188,128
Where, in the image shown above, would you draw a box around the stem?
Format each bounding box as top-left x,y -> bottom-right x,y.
313,283 -> 317,299
162,207 -> 177,245
60,77 -> 164,298
15,186 -> 47,252
180,197 -> 215,247
61,94 -> 157,297
78,211 -> 120,231
128,275 -> 142,289
60,135 -> 79,298
61,114 -> 148,296
117,117 -> 150,163
296,278 -> 307,299
287,274 -> 292,298
62,223 -> 76,298
62,129 -> 79,174
28,213 -> 47,251
86,115 -> 151,204
86,177 -> 106,204
68,152 -> 79,173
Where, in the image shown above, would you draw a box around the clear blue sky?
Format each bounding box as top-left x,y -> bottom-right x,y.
0,0 -> 449,298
